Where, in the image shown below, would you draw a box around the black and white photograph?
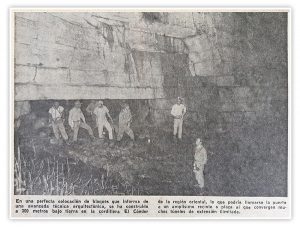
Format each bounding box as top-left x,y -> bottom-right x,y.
10,8 -> 291,218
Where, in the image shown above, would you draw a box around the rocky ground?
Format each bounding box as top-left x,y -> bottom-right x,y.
14,126 -> 201,196
14,114 -> 287,196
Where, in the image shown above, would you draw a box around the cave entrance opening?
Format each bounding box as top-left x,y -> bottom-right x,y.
16,99 -> 156,140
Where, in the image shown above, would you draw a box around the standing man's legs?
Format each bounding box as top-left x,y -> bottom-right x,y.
117,123 -> 125,141
52,122 -> 60,140
194,165 -> 205,188
97,121 -> 104,138
124,125 -> 134,140
92,114 -> 98,128
58,122 -> 68,141
79,122 -> 94,138
72,121 -> 80,142
173,119 -> 179,138
178,119 -> 183,139
103,121 -> 113,140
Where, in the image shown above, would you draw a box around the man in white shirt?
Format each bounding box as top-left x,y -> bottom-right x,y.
171,97 -> 187,141
193,138 -> 207,188
68,100 -> 95,142
93,100 -> 114,140
48,101 -> 69,144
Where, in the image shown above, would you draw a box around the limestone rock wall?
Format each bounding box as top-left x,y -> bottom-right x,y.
148,12 -> 288,128
15,12 -> 288,128
183,12 -> 288,127
14,12 -> 192,100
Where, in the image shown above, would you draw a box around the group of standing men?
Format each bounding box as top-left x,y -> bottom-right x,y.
49,97 -> 187,144
48,100 -> 135,145
48,97 -> 207,189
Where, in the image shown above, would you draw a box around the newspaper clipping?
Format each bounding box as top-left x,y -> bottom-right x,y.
10,8 -> 291,219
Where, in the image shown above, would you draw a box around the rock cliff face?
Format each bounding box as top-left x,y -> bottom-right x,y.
15,12 -> 190,100
15,12 -> 287,124
14,11 -> 288,196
